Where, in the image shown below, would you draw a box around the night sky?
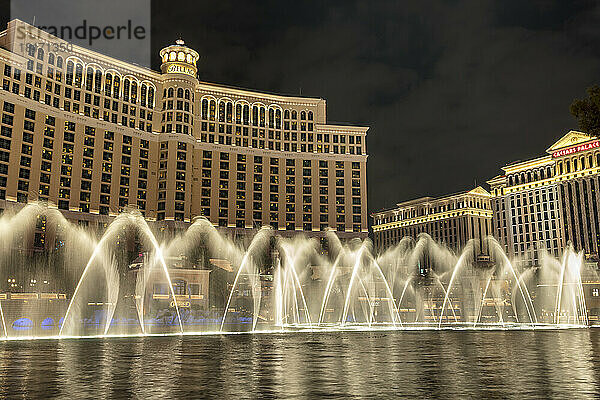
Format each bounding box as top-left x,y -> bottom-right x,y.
151,1 -> 600,214
4,1 -> 600,214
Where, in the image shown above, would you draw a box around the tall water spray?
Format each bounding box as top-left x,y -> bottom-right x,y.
0,203 -> 595,339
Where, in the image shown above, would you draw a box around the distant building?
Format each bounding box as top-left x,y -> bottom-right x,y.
371,186 -> 493,256
129,254 -> 210,311
488,130 -> 600,266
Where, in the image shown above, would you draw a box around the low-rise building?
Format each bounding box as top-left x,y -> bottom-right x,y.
371,186 -> 493,256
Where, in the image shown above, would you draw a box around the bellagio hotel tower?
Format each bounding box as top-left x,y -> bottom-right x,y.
0,20 -> 369,239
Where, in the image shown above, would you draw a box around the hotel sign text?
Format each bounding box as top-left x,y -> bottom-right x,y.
166,63 -> 196,77
552,141 -> 600,158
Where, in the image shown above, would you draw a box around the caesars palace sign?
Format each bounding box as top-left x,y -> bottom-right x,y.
552,141 -> 600,158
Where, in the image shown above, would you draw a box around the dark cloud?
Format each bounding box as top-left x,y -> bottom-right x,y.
150,0 -> 600,213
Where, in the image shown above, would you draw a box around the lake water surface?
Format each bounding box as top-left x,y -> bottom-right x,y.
1,328 -> 599,398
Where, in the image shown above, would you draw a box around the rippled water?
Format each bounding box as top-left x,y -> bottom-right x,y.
1,329 -> 600,398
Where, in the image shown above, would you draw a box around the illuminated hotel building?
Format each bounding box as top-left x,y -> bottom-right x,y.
0,19 -> 369,241
488,130 -> 600,266
371,187 -> 493,256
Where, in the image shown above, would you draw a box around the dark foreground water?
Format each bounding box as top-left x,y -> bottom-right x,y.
1,329 -> 600,399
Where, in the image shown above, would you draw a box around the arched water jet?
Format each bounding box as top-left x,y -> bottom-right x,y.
135,217 -> 184,334
220,227 -> 273,331
439,242 -> 474,327
513,270 -> 536,324
220,252 -> 253,331
280,261 -> 297,324
321,236 -> 387,327
62,211 -> 184,337
368,255 -> 401,326
577,262 -> 588,325
494,242 -> 537,325
554,247 -> 587,325
60,229 -> 119,337
274,236 -> 324,328
250,256 -> 262,331
409,234 -> 457,277
433,275 -> 458,324
508,267 -> 536,323
357,275 -> 376,327
554,251 -> 567,324
155,216 -> 246,333
279,242 -> 312,327
102,258 -> 120,335
134,244 -> 184,334
1,203 -> 97,337
0,301 -> 6,338
318,254 -> 341,325
492,280 -> 506,325
274,258 -> 284,328
376,236 -> 415,296
397,277 -> 413,311
341,244 -> 366,326
475,274 -> 492,327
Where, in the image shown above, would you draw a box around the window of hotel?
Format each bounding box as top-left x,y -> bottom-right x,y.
93,69 -> 102,93
84,67 -> 93,91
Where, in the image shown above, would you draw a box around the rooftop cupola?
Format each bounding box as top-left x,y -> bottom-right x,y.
159,39 -> 199,78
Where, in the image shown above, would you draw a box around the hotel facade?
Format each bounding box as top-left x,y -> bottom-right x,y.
371,187 -> 493,257
488,130 -> 600,267
0,19 -> 369,241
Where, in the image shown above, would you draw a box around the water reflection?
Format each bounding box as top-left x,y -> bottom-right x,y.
0,330 -> 599,398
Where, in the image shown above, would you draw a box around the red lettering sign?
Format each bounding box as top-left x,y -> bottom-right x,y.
552,141 -> 600,157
